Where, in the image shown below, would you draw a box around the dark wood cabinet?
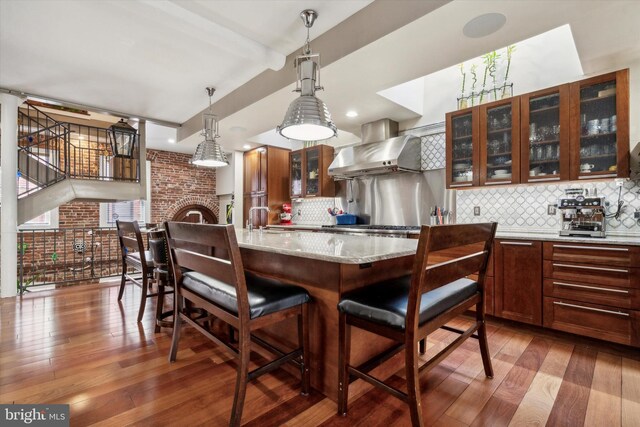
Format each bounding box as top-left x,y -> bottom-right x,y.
494,239 -> 542,325
290,145 -> 335,198
569,69 -> 630,180
520,85 -> 571,183
446,107 -> 479,188
445,69 -> 630,187
479,97 -> 520,185
243,146 -> 290,227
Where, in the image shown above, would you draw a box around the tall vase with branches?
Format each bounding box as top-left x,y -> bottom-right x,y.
459,63 -> 467,109
470,64 -> 477,106
501,44 -> 516,98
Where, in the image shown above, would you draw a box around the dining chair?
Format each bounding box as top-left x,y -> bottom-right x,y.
116,220 -> 158,323
337,222 -> 497,426
148,230 -> 174,333
164,222 -> 311,427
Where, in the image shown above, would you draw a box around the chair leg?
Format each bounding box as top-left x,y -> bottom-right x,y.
405,339 -> 425,427
137,274 -> 149,323
476,302 -> 494,378
155,280 -> 165,333
419,338 -> 426,355
337,312 -> 351,416
298,303 -> 310,395
230,331 -> 250,427
117,261 -> 127,301
168,293 -> 184,362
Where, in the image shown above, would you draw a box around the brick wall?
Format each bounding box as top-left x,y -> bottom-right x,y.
147,149 -> 219,223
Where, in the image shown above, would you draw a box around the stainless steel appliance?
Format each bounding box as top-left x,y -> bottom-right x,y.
558,190 -> 607,237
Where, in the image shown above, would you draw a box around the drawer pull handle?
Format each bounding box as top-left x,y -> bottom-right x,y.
552,263 -> 629,274
553,281 -> 630,294
552,244 -> 629,252
553,301 -> 630,317
499,241 -> 534,246
450,183 -> 473,188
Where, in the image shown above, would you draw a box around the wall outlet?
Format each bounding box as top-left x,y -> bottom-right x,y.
548,204 -> 557,215
473,206 -> 481,216
615,178 -> 627,187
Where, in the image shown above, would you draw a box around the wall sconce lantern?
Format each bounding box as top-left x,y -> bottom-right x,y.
108,119 -> 137,158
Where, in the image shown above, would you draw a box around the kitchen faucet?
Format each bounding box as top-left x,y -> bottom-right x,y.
247,206 -> 270,232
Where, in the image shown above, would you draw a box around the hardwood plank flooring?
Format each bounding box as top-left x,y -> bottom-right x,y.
1,281 -> 639,426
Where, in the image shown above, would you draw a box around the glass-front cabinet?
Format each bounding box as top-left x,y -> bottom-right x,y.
290,150 -> 303,197
446,107 -> 479,188
570,69 -> 629,179
289,145 -> 335,198
520,86 -> 570,183
304,147 -> 320,196
479,97 -> 520,185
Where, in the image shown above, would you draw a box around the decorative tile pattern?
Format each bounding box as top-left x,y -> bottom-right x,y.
291,197 -> 336,225
456,179 -> 640,235
401,123 -> 446,171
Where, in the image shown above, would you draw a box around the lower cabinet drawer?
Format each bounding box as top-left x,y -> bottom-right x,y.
543,297 -> 640,347
543,260 -> 638,288
543,278 -> 640,310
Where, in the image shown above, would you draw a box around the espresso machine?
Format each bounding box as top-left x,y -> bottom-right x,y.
558,189 -> 607,238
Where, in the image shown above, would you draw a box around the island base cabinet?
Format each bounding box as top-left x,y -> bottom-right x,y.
494,240 -> 542,325
543,297 -> 640,347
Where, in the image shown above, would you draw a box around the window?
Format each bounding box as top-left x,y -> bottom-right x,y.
99,160 -> 151,227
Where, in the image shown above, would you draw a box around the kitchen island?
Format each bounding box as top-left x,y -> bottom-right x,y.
235,229 -> 418,400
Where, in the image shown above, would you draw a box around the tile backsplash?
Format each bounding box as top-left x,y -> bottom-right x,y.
291,197 -> 336,225
456,179 -> 640,235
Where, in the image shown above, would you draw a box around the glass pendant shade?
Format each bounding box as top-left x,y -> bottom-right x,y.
278,95 -> 337,141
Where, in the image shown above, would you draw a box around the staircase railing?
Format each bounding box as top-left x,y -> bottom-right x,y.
17,104 -> 68,196
17,103 -> 140,198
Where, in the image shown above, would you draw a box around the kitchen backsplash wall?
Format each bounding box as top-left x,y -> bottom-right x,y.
456,179 -> 640,236
291,197 -> 336,225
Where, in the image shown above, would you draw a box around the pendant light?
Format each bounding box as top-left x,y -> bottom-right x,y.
277,10 -> 337,142
191,87 -> 229,168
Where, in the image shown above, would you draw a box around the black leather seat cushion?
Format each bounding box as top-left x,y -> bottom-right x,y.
126,251 -> 154,270
337,276 -> 478,330
182,271 -> 310,319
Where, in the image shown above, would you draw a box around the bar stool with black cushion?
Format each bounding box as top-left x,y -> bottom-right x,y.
164,222 -> 311,427
116,220 -> 158,323
148,230 -> 174,333
337,223 -> 497,427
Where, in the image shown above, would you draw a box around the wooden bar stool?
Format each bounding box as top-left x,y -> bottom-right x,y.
164,222 -> 311,427
148,230 -> 174,333
337,223 -> 497,426
116,220 -> 158,323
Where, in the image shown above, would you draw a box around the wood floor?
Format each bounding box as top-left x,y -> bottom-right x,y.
1,281 -> 639,426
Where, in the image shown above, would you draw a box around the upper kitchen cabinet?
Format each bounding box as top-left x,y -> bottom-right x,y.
446,107 -> 479,188
290,145 -> 335,198
479,97 -> 520,186
243,146 -> 290,227
520,85 -> 570,183
569,69 -> 630,180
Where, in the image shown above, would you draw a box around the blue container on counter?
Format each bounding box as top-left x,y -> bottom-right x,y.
336,214 -> 357,225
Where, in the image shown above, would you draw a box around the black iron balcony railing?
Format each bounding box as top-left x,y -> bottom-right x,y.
17,103 -> 141,198
17,226 -> 129,294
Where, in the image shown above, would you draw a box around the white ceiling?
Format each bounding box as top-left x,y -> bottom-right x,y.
2,0 -> 640,155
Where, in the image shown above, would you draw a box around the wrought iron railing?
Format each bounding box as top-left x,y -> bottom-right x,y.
17,103 -> 140,199
17,226 -> 126,294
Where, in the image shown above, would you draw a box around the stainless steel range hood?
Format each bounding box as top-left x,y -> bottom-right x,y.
328,119 -> 420,179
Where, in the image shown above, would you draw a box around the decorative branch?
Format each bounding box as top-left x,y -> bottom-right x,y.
459,63 -> 466,96
502,44 -> 516,98
470,64 -> 478,106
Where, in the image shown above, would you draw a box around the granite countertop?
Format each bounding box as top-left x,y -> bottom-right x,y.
236,229 -> 418,264
266,224 -> 640,246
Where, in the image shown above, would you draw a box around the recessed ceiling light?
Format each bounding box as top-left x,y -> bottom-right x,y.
243,144 -> 251,150
346,111 -> 358,118
167,138 -> 175,143
463,13 -> 506,38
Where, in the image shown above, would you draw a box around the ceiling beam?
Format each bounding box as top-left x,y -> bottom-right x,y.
177,0 -> 451,142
